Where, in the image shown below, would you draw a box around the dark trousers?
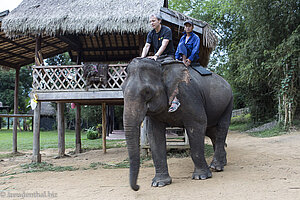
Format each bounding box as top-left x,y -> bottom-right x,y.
156,54 -> 174,63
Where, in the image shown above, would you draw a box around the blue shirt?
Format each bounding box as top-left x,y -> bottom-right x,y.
175,32 -> 200,62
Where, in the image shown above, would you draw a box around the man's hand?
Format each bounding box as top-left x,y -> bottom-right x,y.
185,59 -> 191,67
148,55 -> 158,61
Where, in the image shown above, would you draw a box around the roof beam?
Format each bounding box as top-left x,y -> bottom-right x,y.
89,36 -> 96,50
0,49 -> 29,60
42,40 -> 63,50
1,39 -> 64,61
100,35 -> 108,61
58,36 -> 81,51
160,7 -> 203,34
107,35 -> 114,57
0,37 -> 35,52
1,45 -> 69,68
113,33 -> 120,55
0,35 -> 34,52
83,46 -> 137,52
82,55 -> 137,62
0,60 -> 14,67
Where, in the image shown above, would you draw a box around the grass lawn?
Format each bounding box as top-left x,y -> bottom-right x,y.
0,129 -> 126,152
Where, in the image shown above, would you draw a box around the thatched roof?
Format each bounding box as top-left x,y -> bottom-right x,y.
0,0 -> 218,67
0,10 -> 9,21
2,0 -> 165,37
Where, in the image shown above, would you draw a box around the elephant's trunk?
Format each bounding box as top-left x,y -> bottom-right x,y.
123,99 -> 147,191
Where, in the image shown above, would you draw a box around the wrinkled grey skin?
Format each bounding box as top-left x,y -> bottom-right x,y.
122,58 -> 233,191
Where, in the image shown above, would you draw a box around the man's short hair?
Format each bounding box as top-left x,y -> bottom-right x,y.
149,13 -> 162,21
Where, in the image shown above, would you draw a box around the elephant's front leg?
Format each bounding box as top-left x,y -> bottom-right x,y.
147,117 -> 172,187
186,125 -> 212,180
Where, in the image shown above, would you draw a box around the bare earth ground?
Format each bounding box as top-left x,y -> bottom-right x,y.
1,131 -> 300,200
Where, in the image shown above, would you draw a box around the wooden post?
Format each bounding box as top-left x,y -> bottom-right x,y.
32,35 -> 42,162
75,52 -> 82,154
31,117 -> 34,131
76,51 -> 82,64
139,35 -> 145,56
57,102 -> 65,157
75,104 -> 81,154
32,102 -> 41,162
163,0 -> 168,8
184,129 -> 189,145
13,67 -> 20,153
102,103 -> 107,153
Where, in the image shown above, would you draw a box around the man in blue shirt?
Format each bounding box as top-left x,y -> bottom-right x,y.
175,20 -> 200,67
169,20 -> 201,112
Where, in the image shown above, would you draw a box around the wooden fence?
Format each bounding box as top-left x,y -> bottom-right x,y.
32,64 -> 127,92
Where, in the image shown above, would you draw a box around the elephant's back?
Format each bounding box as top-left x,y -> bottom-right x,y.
187,69 -> 233,121
188,69 -> 232,94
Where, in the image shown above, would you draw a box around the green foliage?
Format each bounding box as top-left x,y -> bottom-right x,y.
45,52 -> 73,66
166,144 -> 214,158
170,0 -> 300,126
247,124 -> 286,138
20,162 -> 78,173
90,159 -> 131,169
114,105 -> 124,130
230,114 -> 252,131
0,152 -> 24,159
0,129 -> 126,151
0,66 -> 32,113
226,0 -> 300,124
231,114 -> 251,125
81,105 -> 103,128
86,127 -> 100,140
0,162 -> 78,177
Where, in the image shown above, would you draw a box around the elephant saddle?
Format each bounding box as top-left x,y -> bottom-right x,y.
161,60 -> 212,76
190,64 -> 212,76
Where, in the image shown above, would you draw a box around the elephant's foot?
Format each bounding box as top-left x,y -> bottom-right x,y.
192,168 -> 212,180
209,157 -> 227,172
151,174 -> 172,187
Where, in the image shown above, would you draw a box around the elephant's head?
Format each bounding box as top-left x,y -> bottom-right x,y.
122,58 -> 189,191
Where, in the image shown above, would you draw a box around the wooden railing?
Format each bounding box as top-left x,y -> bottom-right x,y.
32,64 -> 127,92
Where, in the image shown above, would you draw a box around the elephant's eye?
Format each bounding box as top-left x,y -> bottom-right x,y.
141,86 -> 153,102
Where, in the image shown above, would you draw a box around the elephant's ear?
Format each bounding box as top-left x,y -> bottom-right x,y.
162,61 -> 190,105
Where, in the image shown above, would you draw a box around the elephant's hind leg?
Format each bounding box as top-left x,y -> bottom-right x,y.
186,124 -> 212,180
206,127 -> 217,150
210,99 -> 233,172
147,117 -> 172,187
207,126 -> 227,171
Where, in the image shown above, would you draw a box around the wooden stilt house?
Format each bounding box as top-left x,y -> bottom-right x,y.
0,0 -> 218,162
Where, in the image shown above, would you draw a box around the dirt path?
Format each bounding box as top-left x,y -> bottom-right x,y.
1,131 -> 300,200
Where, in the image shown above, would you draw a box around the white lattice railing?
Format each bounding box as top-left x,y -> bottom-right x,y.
32,64 -> 127,92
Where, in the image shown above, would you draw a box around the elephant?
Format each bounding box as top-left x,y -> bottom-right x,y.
122,58 -> 233,191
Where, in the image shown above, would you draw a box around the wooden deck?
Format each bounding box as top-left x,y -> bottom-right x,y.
32,64 -> 127,103
29,64 -> 128,162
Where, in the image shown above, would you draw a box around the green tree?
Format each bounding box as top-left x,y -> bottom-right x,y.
0,66 -> 32,113
45,52 -> 72,65
170,0 -> 300,126
226,0 -> 300,124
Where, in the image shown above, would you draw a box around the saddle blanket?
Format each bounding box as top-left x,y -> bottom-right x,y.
191,65 -> 212,76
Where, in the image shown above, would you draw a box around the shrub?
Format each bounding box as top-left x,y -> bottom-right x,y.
231,113 -> 251,125
86,127 -> 100,140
